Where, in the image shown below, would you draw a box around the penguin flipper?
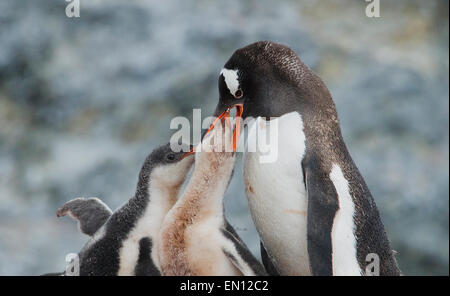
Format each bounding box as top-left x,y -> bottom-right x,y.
221,228 -> 268,276
303,156 -> 339,276
224,219 -> 243,242
56,197 -> 113,236
260,241 -> 280,276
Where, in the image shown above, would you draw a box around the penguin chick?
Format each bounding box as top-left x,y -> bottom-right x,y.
57,143 -> 194,276
159,123 -> 267,276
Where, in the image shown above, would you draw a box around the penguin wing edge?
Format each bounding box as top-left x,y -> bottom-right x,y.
304,158 -> 339,276
260,241 -> 280,276
57,197 -> 113,236
220,228 -> 268,276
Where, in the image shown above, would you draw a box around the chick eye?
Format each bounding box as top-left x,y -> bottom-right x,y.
166,153 -> 175,161
234,89 -> 243,98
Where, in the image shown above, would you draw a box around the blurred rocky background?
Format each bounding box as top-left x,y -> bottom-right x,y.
0,0 -> 448,275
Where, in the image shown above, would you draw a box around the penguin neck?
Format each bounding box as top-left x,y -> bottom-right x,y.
246,88 -> 346,161
134,168 -> 181,230
175,156 -> 235,222
134,168 -> 153,206
301,103 -> 348,161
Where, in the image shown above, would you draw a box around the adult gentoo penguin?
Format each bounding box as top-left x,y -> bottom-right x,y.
211,41 -> 400,276
57,143 -> 194,276
158,124 -> 267,276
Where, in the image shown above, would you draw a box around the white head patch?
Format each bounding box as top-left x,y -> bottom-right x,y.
220,68 -> 240,97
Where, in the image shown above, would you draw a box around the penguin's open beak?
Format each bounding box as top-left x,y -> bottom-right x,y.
205,103 -> 242,150
183,103 -> 243,157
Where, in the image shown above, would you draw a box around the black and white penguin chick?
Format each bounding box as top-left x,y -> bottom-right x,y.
158,123 -> 267,276
58,143 -> 194,276
212,41 -> 401,276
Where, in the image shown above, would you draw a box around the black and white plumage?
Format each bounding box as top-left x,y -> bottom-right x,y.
212,41 -> 401,276
57,143 -> 194,276
158,125 -> 267,276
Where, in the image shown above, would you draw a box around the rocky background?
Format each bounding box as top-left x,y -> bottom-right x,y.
0,0 -> 448,275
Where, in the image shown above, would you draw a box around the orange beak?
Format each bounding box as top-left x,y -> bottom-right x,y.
183,104 -> 243,157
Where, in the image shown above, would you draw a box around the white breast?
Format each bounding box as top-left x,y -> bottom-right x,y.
243,112 -> 311,275
185,216 -> 242,276
329,164 -> 361,276
117,186 -> 170,275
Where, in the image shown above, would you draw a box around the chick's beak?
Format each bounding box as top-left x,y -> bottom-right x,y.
183,102 -> 243,158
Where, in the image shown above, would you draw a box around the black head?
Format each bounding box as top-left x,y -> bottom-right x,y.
137,142 -> 194,189
146,143 -> 191,167
214,41 -> 333,120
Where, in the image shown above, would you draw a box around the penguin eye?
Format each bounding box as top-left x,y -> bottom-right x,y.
234,89 -> 243,98
166,153 -> 175,161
